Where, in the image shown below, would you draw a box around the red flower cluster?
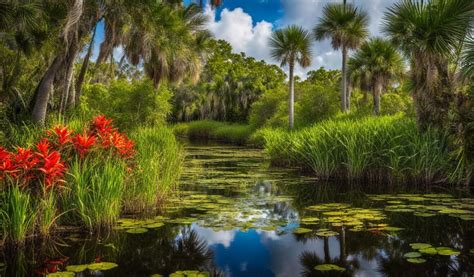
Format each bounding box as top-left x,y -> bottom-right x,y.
90,115 -> 135,159
0,115 -> 135,190
0,141 -> 65,189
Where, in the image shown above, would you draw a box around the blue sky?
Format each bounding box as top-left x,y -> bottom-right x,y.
93,0 -> 398,77
197,0 -> 398,77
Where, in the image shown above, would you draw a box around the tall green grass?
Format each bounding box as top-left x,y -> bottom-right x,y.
63,158 -> 126,231
263,115 -> 462,184
125,126 -> 184,213
174,120 -> 255,145
0,186 -> 35,245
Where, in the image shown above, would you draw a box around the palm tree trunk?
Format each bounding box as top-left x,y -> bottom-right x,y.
323,237 -> 330,263
31,56 -> 63,125
60,42 -> 79,113
75,23 -> 98,105
341,45 -> 348,112
289,61 -> 295,129
346,82 -> 352,111
373,81 -> 382,115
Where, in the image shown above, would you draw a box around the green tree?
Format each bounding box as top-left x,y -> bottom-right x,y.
383,0 -> 474,130
269,25 -> 312,129
314,3 -> 368,112
348,38 -> 404,115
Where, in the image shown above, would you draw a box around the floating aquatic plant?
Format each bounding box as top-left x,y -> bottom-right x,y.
314,264 -> 346,272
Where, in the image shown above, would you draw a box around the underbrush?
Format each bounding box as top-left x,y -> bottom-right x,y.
262,115 -> 467,184
174,120 -> 255,145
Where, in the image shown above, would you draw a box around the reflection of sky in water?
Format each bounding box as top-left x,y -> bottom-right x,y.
192,224 -> 385,276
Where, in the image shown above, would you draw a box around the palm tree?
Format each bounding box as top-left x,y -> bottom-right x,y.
269,25 -> 312,129
383,0 -> 474,130
314,3 -> 368,112
348,38 -> 404,115
123,3 -> 210,89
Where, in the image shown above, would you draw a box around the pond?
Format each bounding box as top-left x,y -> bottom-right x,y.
2,143 -> 474,276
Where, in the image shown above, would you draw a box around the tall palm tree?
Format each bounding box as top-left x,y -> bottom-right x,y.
314,3 -> 368,112
348,38 -> 404,115
269,25 -> 312,129
383,0 -> 474,130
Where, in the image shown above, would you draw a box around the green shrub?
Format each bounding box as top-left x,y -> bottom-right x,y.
80,79 -> 172,130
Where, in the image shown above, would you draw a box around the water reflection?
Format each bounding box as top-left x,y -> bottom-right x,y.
2,143 -> 474,276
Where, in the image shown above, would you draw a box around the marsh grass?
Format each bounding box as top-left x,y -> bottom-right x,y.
174,120 -> 255,145
263,115 -> 461,184
64,158 -> 126,231
0,186 -> 35,245
125,126 -> 184,213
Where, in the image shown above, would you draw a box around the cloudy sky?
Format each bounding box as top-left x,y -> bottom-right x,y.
191,0 -> 399,77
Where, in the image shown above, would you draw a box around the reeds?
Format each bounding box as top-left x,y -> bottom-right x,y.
263,115 -> 462,184
174,120 -> 255,145
125,126 -> 184,213
63,158 -> 126,231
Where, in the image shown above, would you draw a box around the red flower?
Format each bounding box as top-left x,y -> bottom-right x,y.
50,126 -> 73,146
0,159 -> 18,179
0,147 -> 9,161
72,132 -> 96,158
14,148 -> 39,182
110,131 -> 135,159
91,115 -> 115,135
38,151 -> 65,188
36,139 -> 51,157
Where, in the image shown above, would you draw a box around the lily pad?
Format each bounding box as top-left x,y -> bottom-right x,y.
436,247 -> 460,256
410,243 -> 432,250
315,230 -> 339,237
314,264 -> 346,272
145,222 -> 165,228
88,262 -> 119,271
126,228 -> 148,234
293,227 -> 312,234
403,252 -> 422,258
46,272 -> 75,277
406,258 -> 426,264
419,247 -> 438,255
66,264 -> 88,272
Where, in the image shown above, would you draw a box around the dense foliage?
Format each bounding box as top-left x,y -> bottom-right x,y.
171,40 -> 286,122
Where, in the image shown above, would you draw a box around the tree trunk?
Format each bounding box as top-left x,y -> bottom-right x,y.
346,82 -> 352,111
60,42 -> 79,113
341,45 -> 348,112
75,23 -> 98,105
323,237 -> 330,263
373,81 -> 382,115
31,56 -> 63,125
288,61 -> 295,129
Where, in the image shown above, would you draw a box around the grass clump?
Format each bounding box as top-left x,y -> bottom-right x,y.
63,158 -> 126,231
125,126 -> 184,213
263,115 -> 463,184
174,120 -> 255,145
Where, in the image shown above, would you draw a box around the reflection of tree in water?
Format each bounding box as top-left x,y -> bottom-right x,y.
298,229 -> 360,277
116,226 -> 223,276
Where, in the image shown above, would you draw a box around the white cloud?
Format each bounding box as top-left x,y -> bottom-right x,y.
193,225 -> 237,248
205,7 -> 274,63
205,0 -> 399,79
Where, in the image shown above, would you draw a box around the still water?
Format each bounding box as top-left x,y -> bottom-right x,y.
3,143 -> 474,276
